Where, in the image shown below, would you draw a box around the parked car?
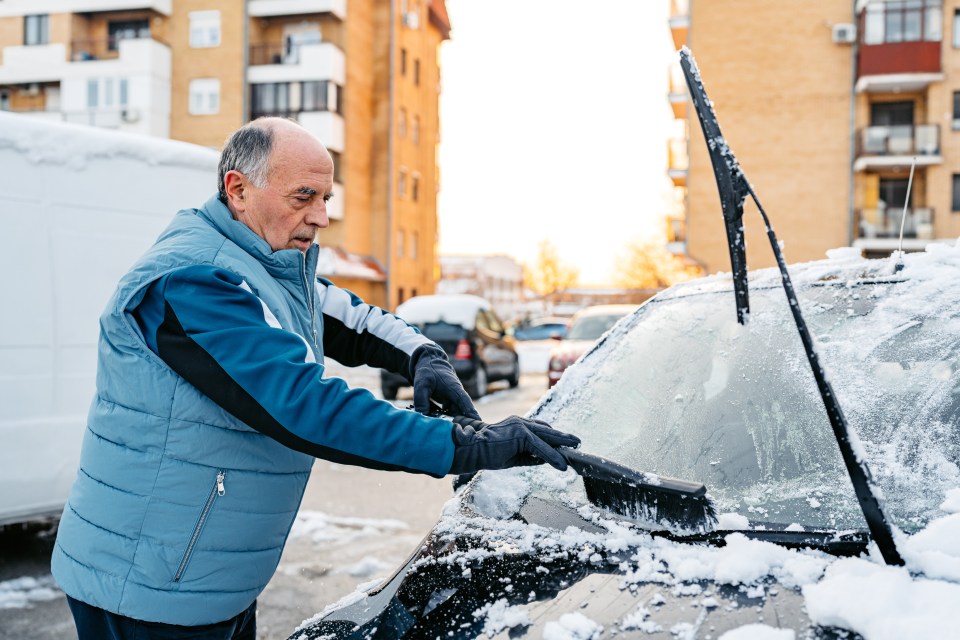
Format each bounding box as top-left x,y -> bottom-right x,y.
292,247 -> 960,639
380,294 -> 520,401
0,114 -> 216,527
547,303 -> 639,387
509,316 -> 569,341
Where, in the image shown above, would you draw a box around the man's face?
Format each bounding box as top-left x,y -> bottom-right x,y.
228,128 -> 334,252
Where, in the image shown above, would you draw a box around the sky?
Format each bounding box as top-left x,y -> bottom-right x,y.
436,0 -> 679,286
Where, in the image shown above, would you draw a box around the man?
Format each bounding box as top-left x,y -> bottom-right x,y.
51,117 -> 580,639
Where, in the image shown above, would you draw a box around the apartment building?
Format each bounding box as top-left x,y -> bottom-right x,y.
668,0 -> 960,274
0,0 -> 450,308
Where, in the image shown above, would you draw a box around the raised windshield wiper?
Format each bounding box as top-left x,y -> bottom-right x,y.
680,47 -> 904,566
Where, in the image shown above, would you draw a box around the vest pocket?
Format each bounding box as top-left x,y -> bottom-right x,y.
174,469 -> 226,583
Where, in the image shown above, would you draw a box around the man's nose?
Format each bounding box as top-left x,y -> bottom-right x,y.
305,201 -> 329,229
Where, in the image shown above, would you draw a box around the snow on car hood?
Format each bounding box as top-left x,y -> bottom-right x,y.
437,465 -> 960,639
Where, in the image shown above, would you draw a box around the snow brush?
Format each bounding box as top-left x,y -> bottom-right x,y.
560,448 -> 717,533
679,46 -> 904,566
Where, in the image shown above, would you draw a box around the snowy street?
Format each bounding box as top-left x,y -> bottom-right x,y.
0,368 -> 549,640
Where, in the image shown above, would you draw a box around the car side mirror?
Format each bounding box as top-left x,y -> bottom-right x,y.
550,334 -> 563,341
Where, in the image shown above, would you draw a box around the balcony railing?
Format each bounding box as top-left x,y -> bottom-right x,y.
857,207 -> 934,239
668,138 -> 688,187
856,124 -> 939,157
70,35 -> 158,61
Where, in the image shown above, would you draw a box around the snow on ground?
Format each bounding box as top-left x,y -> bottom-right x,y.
288,510 -> 409,546
0,576 -> 61,610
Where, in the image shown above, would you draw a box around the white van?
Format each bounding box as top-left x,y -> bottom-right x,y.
0,113 -> 218,526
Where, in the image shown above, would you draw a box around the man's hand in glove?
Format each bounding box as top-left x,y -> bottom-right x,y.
448,415 -> 582,475
411,344 -> 480,420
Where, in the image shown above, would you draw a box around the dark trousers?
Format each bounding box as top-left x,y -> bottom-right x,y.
67,595 -> 256,640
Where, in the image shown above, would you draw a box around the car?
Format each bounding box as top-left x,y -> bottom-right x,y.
380,294 -> 521,401
291,246 -> 960,639
509,316 -> 569,341
547,304 -> 639,387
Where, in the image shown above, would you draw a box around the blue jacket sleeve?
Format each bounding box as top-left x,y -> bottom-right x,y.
132,265 -> 455,477
316,277 -> 433,381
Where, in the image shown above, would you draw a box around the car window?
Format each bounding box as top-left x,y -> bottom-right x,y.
566,313 -> 627,340
484,310 -> 505,334
533,281 -> 960,533
474,310 -> 491,332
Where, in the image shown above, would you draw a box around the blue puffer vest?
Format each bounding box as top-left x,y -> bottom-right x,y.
52,195 -> 324,625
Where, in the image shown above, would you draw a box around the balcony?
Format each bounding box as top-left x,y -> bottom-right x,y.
248,0 -> 346,19
248,42 -> 345,85
668,63 -> 686,119
669,0 -> 689,50
0,1 -> 171,16
668,138 -> 688,187
855,207 -> 934,250
853,124 -> 941,171
251,108 -> 345,153
856,0 -> 943,92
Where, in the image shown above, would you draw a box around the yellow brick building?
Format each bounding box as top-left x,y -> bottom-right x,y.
669,0 -> 960,274
0,0 -> 449,309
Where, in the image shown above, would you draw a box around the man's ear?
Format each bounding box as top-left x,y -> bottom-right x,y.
223,170 -> 247,211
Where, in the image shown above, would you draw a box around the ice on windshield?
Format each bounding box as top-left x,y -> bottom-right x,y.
531,246 -> 960,533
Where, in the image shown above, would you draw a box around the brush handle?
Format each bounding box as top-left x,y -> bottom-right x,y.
560,448 -> 706,498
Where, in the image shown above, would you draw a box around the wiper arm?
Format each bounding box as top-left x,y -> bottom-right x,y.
680,47 -> 904,567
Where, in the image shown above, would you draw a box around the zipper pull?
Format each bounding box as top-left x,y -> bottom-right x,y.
216,471 -> 226,497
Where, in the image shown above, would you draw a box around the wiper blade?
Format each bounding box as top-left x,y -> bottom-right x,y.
653,528 -> 870,557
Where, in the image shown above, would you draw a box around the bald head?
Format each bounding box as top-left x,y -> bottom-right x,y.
217,117 -> 332,203
219,117 -> 335,252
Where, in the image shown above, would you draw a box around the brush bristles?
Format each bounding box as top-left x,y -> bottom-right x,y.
583,477 -> 718,532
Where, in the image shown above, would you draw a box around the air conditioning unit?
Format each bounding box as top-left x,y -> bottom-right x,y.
121,108 -> 141,123
832,23 -> 856,44
402,11 -> 420,29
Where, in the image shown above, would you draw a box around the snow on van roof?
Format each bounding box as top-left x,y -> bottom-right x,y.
395,294 -> 490,328
0,112 -> 218,171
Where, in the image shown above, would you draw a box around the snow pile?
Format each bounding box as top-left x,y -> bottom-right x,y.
334,556 -> 391,578
719,624 -> 795,640
0,576 -> 61,609
542,612 -> 602,640
473,598 -> 531,637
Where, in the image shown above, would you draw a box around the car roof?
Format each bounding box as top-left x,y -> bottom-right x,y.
395,294 -> 492,329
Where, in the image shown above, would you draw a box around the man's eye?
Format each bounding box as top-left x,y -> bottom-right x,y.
323,193 -> 333,203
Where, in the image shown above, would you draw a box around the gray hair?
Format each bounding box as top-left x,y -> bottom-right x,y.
217,121 -> 275,202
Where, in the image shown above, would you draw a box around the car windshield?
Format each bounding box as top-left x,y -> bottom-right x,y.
531,277 -> 960,534
566,314 -> 627,341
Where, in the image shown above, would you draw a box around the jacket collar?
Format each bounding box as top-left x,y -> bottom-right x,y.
196,194 -> 318,282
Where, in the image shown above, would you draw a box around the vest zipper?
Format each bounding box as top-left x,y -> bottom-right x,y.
174,470 -> 225,583
301,253 -> 319,350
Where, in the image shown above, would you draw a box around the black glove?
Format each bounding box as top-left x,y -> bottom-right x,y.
411,344 -> 481,420
448,415 -> 582,475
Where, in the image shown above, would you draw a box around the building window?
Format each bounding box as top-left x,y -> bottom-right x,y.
87,79 -> 98,108
864,0 -> 942,45
329,150 -> 343,184
414,59 -> 420,86
252,81 -> 340,118
398,168 -> 408,197
400,48 -> 407,75
411,173 -> 420,202
189,78 -> 220,115
955,9 -> 960,47
398,108 -> 407,137
411,232 -> 418,260
397,229 -> 405,258
190,11 -> 221,48
119,78 -> 129,106
953,174 -> 960,211
108,19 -> 150,51
397,287 -> 405,305
412,115 -> 420,144
24,14 -> 49,46
302,80 -> 340,113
